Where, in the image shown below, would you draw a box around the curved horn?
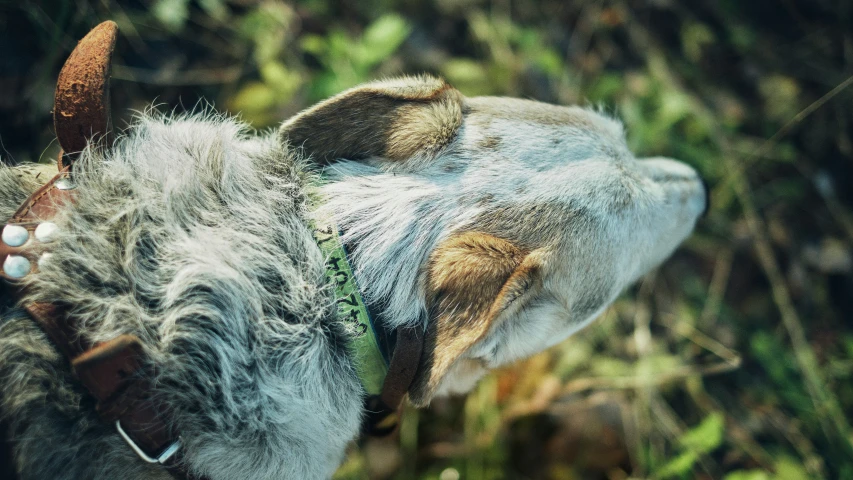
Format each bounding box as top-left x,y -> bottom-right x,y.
54,21 -> 118,166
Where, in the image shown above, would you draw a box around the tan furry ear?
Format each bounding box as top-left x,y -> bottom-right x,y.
279,76 -> 463,162
408,232 -> 542,406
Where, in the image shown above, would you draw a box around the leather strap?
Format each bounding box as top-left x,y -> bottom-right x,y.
24,303 -> 196,477
381,326 -> 424,410
0,168 -> 76,283
72,336 -> 191,474
362,325 -> 424,436
10,167 -> 76,223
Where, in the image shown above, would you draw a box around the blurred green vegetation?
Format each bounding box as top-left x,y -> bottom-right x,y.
1,0 -> 852,479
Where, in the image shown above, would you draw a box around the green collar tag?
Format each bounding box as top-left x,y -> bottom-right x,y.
312,219 -> 388,395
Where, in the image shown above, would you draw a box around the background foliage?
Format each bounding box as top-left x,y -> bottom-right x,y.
1,0 -> 852,478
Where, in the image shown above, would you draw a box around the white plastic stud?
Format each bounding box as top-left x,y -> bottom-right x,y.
2,225 -> 29,247
3,255 -> 31,279
38,252 -> 53,269
34,222 -> 59,243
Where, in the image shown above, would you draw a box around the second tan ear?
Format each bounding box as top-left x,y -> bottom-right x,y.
279,76 -> 464,163
408,232 -> 543,407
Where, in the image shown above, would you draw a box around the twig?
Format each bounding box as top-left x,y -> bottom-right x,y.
561,361 -> 741,396
669,320 -> 741,369
717,73 -> 853,211
756,74 -> 853,160
765,407 -> 826,477
633,272 -> 656,477
686,378 -> 776,471
732,167 -> 852,448
816,185 -> 853,243
697,248 -> 733,329
649,392 -> 719,479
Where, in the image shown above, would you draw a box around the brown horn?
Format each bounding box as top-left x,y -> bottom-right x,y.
54,20 -> 118,169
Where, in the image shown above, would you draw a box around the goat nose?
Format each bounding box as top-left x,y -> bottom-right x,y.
700,178 -> 711,218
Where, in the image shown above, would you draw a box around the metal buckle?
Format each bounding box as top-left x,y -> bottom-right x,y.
54,175 -> 77,190
116,420 -> 182,464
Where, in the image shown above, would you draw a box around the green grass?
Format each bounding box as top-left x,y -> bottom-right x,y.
2,0 -> 852,478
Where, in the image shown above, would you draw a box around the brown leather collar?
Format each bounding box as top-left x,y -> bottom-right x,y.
2,173 -> 198,478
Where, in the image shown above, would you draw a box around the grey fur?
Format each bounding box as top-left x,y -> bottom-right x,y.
1,112 -> 362,479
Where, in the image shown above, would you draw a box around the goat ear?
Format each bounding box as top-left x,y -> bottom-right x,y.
279,76 -> 463,163
408,232 -> 542,407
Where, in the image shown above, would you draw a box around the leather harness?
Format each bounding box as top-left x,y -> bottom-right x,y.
1,21 -> 423,480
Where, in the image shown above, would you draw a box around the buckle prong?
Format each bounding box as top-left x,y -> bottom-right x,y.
115,420 -> 182,464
